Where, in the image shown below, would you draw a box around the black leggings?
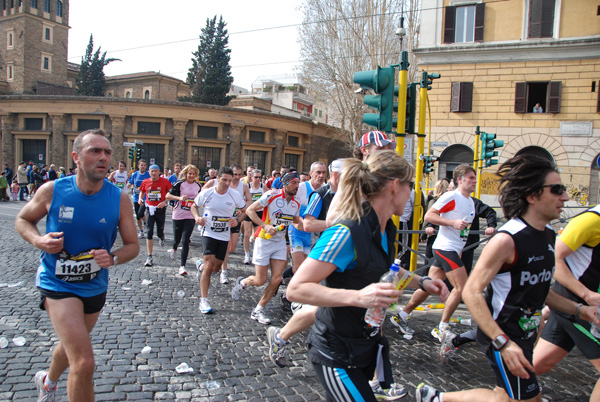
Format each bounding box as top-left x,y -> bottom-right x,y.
147,207 -> 166,240
312,362 -> 377,402
172,219 -> 195,266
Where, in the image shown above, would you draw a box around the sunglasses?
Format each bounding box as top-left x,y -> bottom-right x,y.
253,176 -> 262,179
542,184 -> 567,195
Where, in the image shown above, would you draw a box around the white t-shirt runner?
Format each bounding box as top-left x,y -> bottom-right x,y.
255,189 -> 300,242
431,189 -> 475,253
249,182 -> 265,211
112,171 -> 128,191
194,187 -> 245,241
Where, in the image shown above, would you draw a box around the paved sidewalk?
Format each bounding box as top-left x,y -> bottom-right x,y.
0,203 -> 595,401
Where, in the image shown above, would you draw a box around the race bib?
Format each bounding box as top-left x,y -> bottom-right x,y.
148,189 -> 161,201
251,193 -> 262,202
55,249 -> 101,283
211,216 -> 230,232
181,200 -> 194,211
518,308 -> 542,338
274,213 -> 294,227
116,182 -> 125,189
134,187 -> 141,195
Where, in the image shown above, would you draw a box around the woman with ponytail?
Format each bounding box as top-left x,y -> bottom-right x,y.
287,150 -> 448,401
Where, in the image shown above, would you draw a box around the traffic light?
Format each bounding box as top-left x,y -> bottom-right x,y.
128,148 -> 134,160
422,72 -> 441,90
353,66 -> 396,132
405,83 -> 417,134
136,148 -> 142,160
423,155 -> 438,174
481,132 -> 504,167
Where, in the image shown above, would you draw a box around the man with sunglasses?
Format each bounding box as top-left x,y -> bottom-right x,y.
416,155 -> 599,402
242,169 -> 265,264
532,202 -> 600,400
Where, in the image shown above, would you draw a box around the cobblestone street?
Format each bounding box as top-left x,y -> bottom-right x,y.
0,202 -> 595,401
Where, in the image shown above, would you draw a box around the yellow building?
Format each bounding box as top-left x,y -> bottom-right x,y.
416,0 -> 600,205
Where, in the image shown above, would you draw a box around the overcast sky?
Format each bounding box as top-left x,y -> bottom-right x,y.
67,0 -> 303,91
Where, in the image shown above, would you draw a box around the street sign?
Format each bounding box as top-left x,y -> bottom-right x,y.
134,139 -> 144,145
38,154 -> 43,161
150,158 -> 155,164
123,142 -> 135,147
207,161 -> 211,168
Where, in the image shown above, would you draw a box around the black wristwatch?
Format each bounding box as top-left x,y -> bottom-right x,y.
492,334 -> 509,350
418,276 -> 431,291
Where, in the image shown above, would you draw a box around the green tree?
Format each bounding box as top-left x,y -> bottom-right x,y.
76,35 -> 119,96
183,16 -> 234,105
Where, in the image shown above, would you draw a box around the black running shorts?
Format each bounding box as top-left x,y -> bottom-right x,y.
39,288 -> 107,314
201,236 -> 229,261
541,310 -> 600,360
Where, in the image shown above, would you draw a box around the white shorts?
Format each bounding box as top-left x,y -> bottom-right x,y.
252,237 -> 287,266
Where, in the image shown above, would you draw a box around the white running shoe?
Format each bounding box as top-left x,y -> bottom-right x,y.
243,252 -> 251,265
199,299 -> 212,314
167,249 -> 176,260
138,230 -> 144,239
231,277 -> 245,300
178,266 -> 188,276
144,256 -> 153,267
220,270 -> 229,284
431,326 -> 443,342
251,308 -> 271,325
196,259 -> 203,281
34,371 -> 57,402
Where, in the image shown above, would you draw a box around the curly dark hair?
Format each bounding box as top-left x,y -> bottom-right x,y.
496,154 -> 557,220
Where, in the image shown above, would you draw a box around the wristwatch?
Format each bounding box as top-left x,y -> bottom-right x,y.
492,334 -> 509,350
109,253 -> 118,267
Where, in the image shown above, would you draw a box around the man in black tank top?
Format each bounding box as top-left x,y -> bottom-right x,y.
416,155 -> 599,402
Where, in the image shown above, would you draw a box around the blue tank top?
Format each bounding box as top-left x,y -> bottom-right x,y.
36,176 -> 121,297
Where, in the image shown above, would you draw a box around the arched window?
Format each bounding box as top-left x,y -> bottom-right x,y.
144,90 -> 150,99
439,144 -> 474,181
515,146 -> 554,163
56,0 -> 61,16
43,0 -> 49,12
30,0 -> 37,8
125,91 -> 131,99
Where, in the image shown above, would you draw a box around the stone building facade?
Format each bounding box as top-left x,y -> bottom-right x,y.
0,0 -> 70,94
0,95 -> 347,176
104,72 -> 191,101
415,0 -> 600,205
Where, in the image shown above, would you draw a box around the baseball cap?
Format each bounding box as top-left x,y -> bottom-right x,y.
149,164 -> 160,171
358,131 -> 394,148
329,159 -> 344,173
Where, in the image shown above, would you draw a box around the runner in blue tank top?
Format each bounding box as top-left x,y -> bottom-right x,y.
16,129 -> 139,402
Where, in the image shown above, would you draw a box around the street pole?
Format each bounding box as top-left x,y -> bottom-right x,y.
473,126 -> 480,197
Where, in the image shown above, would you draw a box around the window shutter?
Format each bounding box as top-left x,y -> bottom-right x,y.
597,81 -> 600,113
460,82 -> 473,112
547,81 -> 561,113
450,82 -> 461,112
514,82 -> 527,113
540,0 -> 555,38
529,0 -> 542,38
444,6 -> 456,44
474,3 -> 485,42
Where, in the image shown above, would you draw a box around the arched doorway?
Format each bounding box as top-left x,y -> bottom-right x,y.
590,154 -> 600,205
439,144 -> 474,181
515,146 -> 555,163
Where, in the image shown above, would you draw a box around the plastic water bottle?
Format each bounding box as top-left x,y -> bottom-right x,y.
460,212 -> 474,240
364,259 -> 401,327
591,305 -> 600,338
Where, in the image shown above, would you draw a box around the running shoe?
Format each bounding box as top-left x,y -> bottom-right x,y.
431,326 -> 442,342
220,270 -> 229,284
167,248 -> 176,260
415,383 -> 441,402
267,326 -> 288,368
243,252 -> 251,265
390,313 -> 415,335
34,371 -> 57,402
231,276 -> 245,300
290,302 -> 304,315
371,382 -> 407,400
178,266 -> 188,276
251,308 -> 271,325
144,256 -> 153,267
280,293 -> 292,312
159,237 -> 165,247
138,230 -> 144,239
439,330 -> 458,364
195,259 -> 203,281
199,299 -> 213,314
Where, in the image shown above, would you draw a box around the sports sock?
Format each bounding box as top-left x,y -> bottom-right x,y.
44,375 -> 57,390
399,309 -> 409,320
439,322 -> 450,332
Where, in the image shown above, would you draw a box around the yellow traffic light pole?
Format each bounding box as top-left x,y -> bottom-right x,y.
409,73 -> 428,272
473,126 -> 480,198
393,52 -> 409,256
